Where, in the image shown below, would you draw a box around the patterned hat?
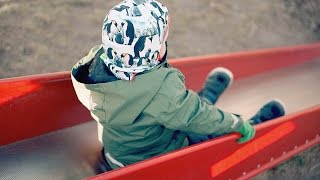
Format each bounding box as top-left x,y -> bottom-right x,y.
102,0 -> 169,81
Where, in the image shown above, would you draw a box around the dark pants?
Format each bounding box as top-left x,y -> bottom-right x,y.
187,133 -> 220,145
95,148 -> 113,173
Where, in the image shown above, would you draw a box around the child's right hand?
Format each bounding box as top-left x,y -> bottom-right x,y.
237,121 -> 255,144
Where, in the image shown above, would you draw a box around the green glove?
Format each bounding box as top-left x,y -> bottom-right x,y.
237,121 -> 256,144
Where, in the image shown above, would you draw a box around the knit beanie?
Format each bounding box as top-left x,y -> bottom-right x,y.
101,0 -> 169,81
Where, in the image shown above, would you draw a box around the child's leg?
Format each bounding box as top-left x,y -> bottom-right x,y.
249,99 -> 286,125
198,67 -> 234,105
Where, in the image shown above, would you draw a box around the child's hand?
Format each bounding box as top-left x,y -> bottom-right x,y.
237,121 -> 255,144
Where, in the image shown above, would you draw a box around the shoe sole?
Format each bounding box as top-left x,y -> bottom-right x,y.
206,67 -> 234,88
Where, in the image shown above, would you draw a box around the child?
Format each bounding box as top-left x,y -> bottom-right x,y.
71,0 -> 285,170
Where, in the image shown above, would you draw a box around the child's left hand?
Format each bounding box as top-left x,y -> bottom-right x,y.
237,121 -> 255,144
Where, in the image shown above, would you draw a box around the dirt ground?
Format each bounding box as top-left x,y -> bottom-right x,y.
0,0 -> 319,179
1,0 -> 320,79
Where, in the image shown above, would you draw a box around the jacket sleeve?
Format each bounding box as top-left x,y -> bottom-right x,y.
157,70 -> 243,136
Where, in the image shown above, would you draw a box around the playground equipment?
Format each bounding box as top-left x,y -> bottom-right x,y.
1,43 -> 319,180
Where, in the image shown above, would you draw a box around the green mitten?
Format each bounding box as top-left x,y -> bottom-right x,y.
237,121 -> 256,144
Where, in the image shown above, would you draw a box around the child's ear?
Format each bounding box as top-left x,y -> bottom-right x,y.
159,41 -> 167,60
159,18 -> 169,61
163,18 -> 170,42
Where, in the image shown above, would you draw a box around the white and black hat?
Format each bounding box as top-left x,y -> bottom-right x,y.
102,0 -> 169,81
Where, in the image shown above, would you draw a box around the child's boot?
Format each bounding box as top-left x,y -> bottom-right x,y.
249,99 -> 286,125
198,67 -> 234,104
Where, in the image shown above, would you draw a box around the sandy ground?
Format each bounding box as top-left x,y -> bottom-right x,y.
1,0 -> 320,78
0,0 -> 319,179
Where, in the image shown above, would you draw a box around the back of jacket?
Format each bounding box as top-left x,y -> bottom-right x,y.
71,45 -> 242,169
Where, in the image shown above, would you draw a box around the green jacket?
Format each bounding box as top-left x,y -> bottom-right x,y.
71,45 -> 243,169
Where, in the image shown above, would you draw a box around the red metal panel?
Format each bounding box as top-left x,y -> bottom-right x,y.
88,106 -> 320,180
170,43 -> 320,91
0,72 -> 92,146
1,43 -> 320,145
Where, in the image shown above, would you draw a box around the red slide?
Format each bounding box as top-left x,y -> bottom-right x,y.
0,43 -> 319,180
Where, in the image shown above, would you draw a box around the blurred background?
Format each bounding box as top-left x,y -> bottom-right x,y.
0,0 -> 320,79
0,0 -> 319,179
